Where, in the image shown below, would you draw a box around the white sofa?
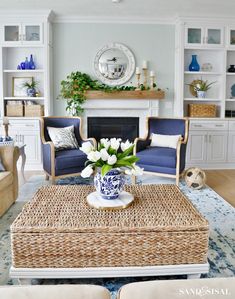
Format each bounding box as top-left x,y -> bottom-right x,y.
1,278 -> 234,299
118,277 -> 235,299
0,284 -> 110,299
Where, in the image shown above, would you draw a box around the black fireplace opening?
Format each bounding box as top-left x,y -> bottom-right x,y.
87,117 -> 139,142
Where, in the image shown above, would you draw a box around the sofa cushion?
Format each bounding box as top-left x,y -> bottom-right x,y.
137,146 -> 176,169
119,277 -> 235,299
0,171 -> 13,192
55,149 -> 87,170
0,284 -> 111,299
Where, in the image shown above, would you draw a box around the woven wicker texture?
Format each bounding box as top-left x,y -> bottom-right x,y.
11,185 -> 209,268
188,104 -> 216,117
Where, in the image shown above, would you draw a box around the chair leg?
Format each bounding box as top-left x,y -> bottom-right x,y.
51,176 -> 56,185
176,175 -> 179,186
131,175 -> 137,185
45,174 -> 49,181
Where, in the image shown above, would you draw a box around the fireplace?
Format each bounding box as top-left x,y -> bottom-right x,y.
87,117 -> 139,142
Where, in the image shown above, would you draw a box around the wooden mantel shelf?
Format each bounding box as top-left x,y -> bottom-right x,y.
85,90 -> 165,100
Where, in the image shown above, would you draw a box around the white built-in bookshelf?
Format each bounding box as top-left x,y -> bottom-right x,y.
175,18 -> 235,118
0,11 -> 53,118
0,11 -> 53,170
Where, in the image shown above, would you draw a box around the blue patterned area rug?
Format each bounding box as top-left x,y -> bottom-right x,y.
0,175 -> 234,299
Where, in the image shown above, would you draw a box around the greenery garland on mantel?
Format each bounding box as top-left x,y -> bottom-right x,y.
59,71 -> 160,115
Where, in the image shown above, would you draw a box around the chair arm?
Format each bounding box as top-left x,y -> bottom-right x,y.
81,137 -> 97,149
0,146 -> 20,200
176,139 -> 187,174
0,146 -> 19,173
41,141 -> 55,176
134,137 -> 151,154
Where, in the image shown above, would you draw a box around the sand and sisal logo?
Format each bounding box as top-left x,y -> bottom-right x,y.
177,286 -> 231,297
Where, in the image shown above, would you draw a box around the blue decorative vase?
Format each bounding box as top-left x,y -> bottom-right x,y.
189,55 -> 200,71
20,62 -> 25,70
27,87 -> 36,97
29,54 -> 36,70
94,169 -> 125,200
25,57 -> 30,70
197,90 -> 206,98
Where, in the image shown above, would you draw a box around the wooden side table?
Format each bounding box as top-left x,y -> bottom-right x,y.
15,143 -> 26,182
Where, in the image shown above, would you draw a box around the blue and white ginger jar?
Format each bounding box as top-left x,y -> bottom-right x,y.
94,169 -> 125,200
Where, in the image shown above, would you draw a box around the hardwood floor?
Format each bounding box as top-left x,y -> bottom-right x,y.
205,170 -> 235,208
19,170 -> 235,208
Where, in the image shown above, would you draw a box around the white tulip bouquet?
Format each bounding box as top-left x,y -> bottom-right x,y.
80,138 -> 143,178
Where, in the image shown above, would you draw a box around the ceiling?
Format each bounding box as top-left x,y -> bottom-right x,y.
0,0 -> 235,20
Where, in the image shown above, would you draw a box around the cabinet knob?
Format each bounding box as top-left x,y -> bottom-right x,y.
194,124 -> 202,127
215,124 -> 223,127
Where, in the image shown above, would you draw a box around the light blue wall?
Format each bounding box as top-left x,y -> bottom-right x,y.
53,23 -> 175,116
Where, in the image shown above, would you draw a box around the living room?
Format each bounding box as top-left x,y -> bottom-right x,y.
0,0 -> 234,298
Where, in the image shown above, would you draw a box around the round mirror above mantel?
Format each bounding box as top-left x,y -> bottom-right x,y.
94,43 -> 136,86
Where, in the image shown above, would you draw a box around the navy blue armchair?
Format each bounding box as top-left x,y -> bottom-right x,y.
134,117 -> 189,185
40,117 -> 96,183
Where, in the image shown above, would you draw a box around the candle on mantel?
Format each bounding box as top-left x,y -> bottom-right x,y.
3,117 -> 9,125
150,70 -> 155,77
136,67 -> 141,75
142,60 -> 148,69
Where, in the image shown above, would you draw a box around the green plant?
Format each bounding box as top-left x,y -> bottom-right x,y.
187,79 -> 216,92
22,78 -> 38,89
59,71 -> 161,116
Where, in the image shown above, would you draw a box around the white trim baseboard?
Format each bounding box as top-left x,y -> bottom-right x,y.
10,263 -> 209,280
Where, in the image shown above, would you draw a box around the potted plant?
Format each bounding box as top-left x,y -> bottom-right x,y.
187,79 -> 216,98
80,138 -> 143,200
23,78 -> 38,97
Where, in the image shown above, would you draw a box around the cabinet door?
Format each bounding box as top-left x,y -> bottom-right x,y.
228,132 -> 235,162
185,27 -> 203,47
205,27 -> 224,47
22,24 -> 43,44
227,28 -> 235,47
186,131 -> 207,164
2,24 -> 21,44
22,132 -> 41,164
207,131 -> 228,163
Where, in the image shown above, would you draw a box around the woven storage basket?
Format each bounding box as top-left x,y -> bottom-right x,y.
6,105 -> 24,117
188,104 -> 216,117
11,185 -> 209,269
25,105 -> 44,117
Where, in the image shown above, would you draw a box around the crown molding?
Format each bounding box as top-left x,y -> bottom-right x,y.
176,15 -> 235,24
53,15 -> 176,25
0,9 -> 54,21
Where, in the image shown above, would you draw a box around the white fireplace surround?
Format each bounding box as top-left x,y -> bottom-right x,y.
82,99 -> 160,138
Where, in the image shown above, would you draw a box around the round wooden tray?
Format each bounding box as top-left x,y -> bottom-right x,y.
86,191 -> 134,210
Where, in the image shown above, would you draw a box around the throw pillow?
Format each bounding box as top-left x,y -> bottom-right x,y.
47,126 -> 79,151
150,133 -> 182,149
0,157 -> 6,172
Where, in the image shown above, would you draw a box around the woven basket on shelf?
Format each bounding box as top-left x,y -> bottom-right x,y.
6,105 -> 24,117
11,184 -> 209,269
188,104 -> 217,118
24,105 -> 44,117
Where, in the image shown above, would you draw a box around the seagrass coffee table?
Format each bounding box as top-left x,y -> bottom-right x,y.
10,184 -> 209,284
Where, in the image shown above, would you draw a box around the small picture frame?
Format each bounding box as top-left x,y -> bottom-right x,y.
12,77 -> 33,97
